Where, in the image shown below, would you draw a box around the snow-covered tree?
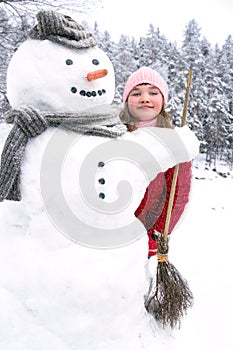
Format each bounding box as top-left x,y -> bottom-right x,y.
112,35 -> 138,104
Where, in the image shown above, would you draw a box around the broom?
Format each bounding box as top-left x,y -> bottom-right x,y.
145,68 -> 194,329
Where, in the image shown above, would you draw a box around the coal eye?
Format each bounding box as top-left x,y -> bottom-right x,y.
66,59 -> 73,65
71,87 -> 77,93
92,59 -> 99,65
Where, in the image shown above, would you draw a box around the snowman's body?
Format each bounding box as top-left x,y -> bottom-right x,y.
0,129 -> 174,350
0,21 -> 198,349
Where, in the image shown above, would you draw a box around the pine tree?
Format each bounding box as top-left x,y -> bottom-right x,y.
221,36 -> 233,115
113,35 -> 138,104
181,20 -> 203,129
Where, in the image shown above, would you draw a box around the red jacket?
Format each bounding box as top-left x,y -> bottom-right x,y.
135,162 -> 192,257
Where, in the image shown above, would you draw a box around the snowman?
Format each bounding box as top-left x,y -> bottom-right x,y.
0,11 -> 199,350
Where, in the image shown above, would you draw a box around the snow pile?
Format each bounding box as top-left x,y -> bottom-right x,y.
0,199 -> 173,350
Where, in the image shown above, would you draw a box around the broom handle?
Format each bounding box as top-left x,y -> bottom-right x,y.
163,69 -> 193,239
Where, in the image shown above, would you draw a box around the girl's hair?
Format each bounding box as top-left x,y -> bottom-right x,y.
119,103 -> 173,131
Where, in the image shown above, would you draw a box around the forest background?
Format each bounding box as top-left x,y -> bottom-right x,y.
0,0 -> 233,171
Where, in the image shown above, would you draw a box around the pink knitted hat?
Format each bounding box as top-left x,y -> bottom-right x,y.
123,66 -> 168,104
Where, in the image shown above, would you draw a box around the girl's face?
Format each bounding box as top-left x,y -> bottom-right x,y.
127,84 -> 163,123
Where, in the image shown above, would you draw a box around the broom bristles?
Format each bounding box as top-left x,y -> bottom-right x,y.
145,262 -> 194,328
145,236 -> 194,328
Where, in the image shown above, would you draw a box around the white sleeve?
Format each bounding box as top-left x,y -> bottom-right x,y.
128,126 -> 200,181
174,125 -> 200,161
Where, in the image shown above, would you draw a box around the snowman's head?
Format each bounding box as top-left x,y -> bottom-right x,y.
6,11 -> 115,113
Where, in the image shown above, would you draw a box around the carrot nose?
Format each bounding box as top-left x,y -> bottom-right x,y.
86,69 -> 108,81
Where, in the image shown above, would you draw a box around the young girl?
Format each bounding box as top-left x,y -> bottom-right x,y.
119,66 -> 192,257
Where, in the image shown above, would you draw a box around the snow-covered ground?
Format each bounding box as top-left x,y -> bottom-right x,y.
0,123 -> 233,350
171,155 -> 233,350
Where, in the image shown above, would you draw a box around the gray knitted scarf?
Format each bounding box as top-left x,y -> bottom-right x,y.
0,106 -> 126,202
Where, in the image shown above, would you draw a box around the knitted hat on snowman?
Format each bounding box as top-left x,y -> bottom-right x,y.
28,10 -> 97,49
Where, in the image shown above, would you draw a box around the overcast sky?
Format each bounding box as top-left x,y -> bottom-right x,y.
91,0 -> 232,47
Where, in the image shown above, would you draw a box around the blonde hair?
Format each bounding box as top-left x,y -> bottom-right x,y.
119,103 -> 173,131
